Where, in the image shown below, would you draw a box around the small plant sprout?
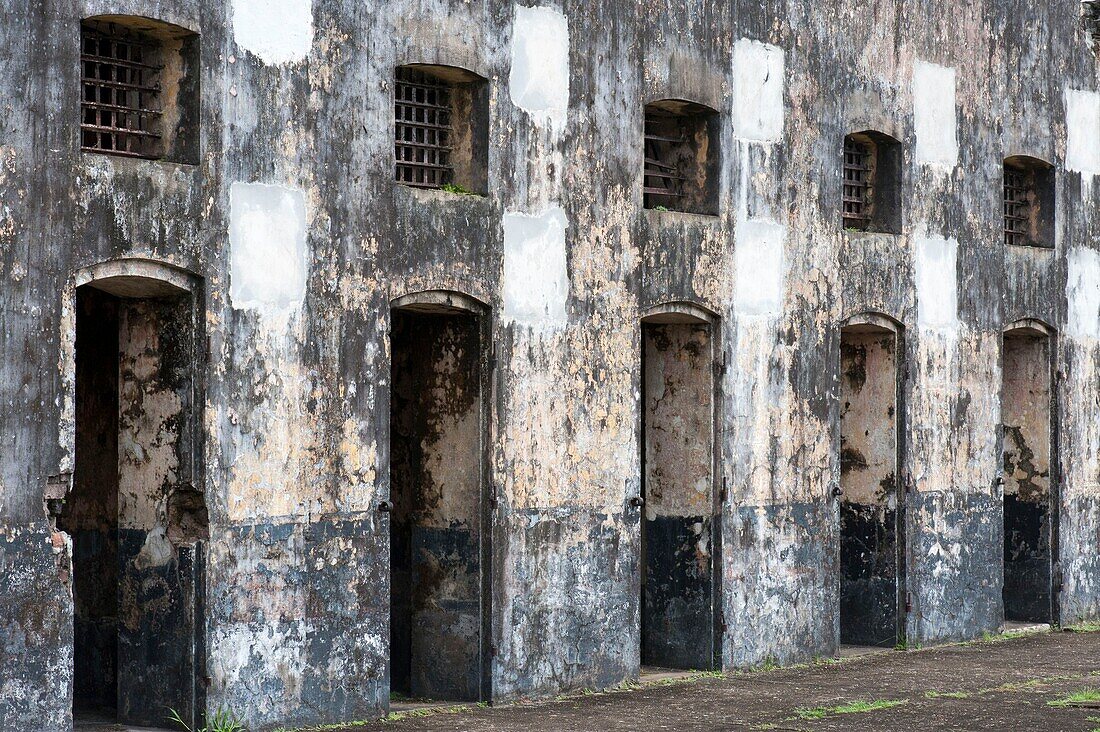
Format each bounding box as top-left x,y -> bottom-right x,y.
441,182 -> 478,195
168,707 -> 246,732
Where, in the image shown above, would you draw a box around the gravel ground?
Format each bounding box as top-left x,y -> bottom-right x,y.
335,630 -> 1100,732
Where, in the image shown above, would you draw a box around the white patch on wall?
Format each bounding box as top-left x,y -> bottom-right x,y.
912,61 -> 959,168
914,235 -> 959,332
731,39 -> 785,143
734,220 -> 786,317
1065,88 -> 1100,177
230,182 -> 309,313
1067,247 -> 1100,341
509,4 -> 570,130
503,206 -> 569,329
231,0 -> 313,65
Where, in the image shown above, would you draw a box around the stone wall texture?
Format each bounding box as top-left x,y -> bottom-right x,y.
0,0 -> 1098,729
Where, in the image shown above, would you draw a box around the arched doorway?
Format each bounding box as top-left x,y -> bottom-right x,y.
62,261 -> 206,727
837,314 -> 905,649
1001,320 -> 1057,626
639,302 -> 720,671
387,291 -> 491,704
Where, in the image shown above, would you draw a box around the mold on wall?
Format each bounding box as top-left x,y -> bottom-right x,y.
1,0 -> 1098,729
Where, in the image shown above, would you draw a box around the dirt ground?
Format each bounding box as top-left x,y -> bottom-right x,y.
340,630 -> 1100,732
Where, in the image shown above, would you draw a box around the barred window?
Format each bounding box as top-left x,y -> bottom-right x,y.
643,100 -> 719,215
394,65 -> 488,194
842,138 -> 872,230
80,17 -> 200,163
1003,157 -> 1054,249
394,67 -> 452,188
842,131 -> 902,235
1003,167 -> 1030,248
81,21 -> 162,158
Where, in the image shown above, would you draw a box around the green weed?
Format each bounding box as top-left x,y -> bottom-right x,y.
794,699 -> 907,720
924,690 -> 971,699
168,708 -> 245,732
441,183 -> 478,195
1047,688 -> 1100,707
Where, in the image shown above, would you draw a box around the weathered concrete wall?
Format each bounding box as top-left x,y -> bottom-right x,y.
0,0 -> 1097,730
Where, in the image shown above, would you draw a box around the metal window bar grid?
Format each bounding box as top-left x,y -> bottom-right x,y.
643,113 -> 686,206
394,68 -> 453,189
80,23 -> 163,159
1003,168 -> 1031,247
843,139 -> 872,229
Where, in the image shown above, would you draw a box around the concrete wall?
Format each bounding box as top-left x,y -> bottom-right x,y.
0,0 -> 1098,729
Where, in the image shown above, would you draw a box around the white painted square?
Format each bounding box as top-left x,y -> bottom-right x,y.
1067,247 -> 1100,341
914,235 -> 959,332
1065,88 -> 1100,177
732,39 -> 785,143
734,220 -> 786,317
503,207 -> 569,329
232,0 -> 313,65
913,61 -> 959,168
230,182 -> 309,313
509,5 -> 570,130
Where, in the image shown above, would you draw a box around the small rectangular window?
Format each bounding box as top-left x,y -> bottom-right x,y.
80,18 -> 200,163
842,139 -> 872,230
1003,168 -> 1030,248
394,67 -> 453,189
81,23 -> 162,158
842,131 -> 902,235
643,101 -> 719,215
1003,157 -> 1054,248
394,65 -> 488,194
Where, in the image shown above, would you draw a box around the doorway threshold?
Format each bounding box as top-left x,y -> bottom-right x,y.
1004,620 -> 1052,635
640,665 -> 702,684
74,711 -> 175,732
838,644 -> 893,659
389,699 -> 475,714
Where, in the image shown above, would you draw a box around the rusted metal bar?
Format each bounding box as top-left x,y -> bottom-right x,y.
394,67 -> 453,189
1004,167 -> 1030,246
80,21 -> 162,159
843,138 -> 872,229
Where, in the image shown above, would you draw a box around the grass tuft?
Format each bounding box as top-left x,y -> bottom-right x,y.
1067,622 -> 1100,634
794,699 -> 907,720
1048,688 -> 1100,707
924,690 -> 971,699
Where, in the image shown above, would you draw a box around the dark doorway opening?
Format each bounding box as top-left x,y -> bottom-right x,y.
61,278 -> 206,728
389,297 -> 488,703
1002,326 -> 1054,624
640,313 -> 717,671
839,321 -> 902,648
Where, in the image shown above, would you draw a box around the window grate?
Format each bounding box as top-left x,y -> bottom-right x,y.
843,139 -> 872,230
80,22 -> 163,159
394,68 -> 453,189
1004,167 -> 1031,247
643,112 -> 685,206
